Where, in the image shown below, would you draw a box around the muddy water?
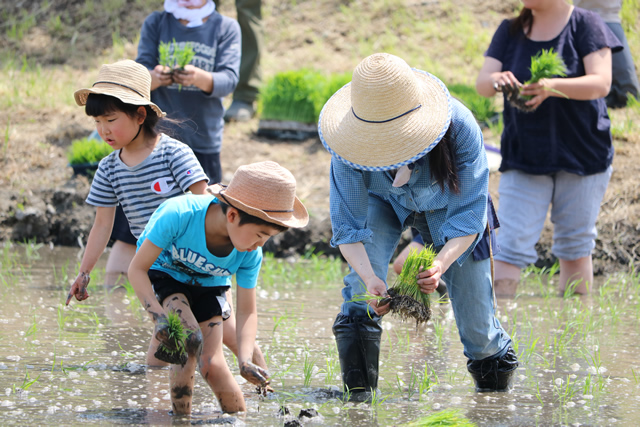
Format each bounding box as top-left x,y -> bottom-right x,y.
1,243 -> 639,426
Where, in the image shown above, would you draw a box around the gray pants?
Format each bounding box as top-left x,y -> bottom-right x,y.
606,22 -> 640,108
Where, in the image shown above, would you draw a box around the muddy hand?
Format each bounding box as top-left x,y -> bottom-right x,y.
66,272 -> 91,305
240,361 -> 270,388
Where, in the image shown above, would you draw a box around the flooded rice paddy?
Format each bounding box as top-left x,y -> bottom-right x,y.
1,241 -> 639,426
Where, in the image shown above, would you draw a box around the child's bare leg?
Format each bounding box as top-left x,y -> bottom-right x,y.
162,293 -> 203,415
222,288 -> 267,369
199,316 -> 246,413
104,240 -> 136,286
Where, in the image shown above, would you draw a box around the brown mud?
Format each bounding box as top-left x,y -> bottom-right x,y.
386,287 -> 433,327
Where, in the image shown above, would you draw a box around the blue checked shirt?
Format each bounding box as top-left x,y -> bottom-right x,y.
329,99 -> 489,265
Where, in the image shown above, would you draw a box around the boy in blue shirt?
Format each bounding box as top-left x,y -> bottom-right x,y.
128,161 -> 308,414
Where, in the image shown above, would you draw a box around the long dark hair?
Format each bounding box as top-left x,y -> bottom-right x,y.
85,93 -> 159,138
510,7 -> 533,37
428,126 -> 459,194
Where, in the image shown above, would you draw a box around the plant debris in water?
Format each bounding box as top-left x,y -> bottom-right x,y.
504,48 -> 568,112
406,408 -> 477,426
386,245 -> 436,327
154,310 -> 189,367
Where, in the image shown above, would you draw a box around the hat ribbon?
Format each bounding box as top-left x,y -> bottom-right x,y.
218,188 -> 294,213
351,104 -> 422,124
93,81 -> 145,98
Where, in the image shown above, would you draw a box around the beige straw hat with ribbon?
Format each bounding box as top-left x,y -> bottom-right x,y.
74,60 -> 166,118
318,53 -> 452,171
207,161 -> 309,229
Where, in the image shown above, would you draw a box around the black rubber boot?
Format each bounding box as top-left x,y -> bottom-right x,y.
332,313 -> 382,400
467,347 -> 518,392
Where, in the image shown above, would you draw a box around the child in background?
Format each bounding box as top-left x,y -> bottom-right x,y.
128,161 -> 309,413
136,0 -> 240,183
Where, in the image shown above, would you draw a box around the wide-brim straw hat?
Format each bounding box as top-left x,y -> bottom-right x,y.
74,60 -> 166,118
208,161 -> 309,229
318,53 -> 452,171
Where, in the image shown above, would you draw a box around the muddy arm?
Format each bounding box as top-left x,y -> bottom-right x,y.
128,239 -> 165,322
66,206 -> 116,305
235,286 -> 269,387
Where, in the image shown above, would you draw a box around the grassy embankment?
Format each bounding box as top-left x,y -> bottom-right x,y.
0,0 -> 638,190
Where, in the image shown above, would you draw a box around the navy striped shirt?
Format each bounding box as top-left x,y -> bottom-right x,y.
86,134 -> 207,237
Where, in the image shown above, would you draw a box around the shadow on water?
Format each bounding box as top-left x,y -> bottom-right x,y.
1,243 -> 640,426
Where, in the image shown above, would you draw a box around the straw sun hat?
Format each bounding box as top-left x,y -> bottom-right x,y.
207,161 -> 309,229
319,53 -> 452,171
74,60 -> 165,118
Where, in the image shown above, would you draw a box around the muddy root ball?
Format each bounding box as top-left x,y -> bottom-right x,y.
387,288 -> 432,327
501,84 -> 536,113
155,345 -> 188,367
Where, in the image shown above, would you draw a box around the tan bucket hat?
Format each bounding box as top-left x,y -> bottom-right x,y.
318,53 -> 452,171
207,161 -> 309,229
74,60 -> 166,118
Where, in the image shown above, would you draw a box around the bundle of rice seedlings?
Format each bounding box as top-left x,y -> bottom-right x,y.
158,39 -> 196,72
67,137 -> 113,177
503,48 -> 568,112
385,245 -> 436,327
257,70 -> 351,139
154,310 -> 189,367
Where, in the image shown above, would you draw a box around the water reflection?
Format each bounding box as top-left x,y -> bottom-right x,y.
0,244 -> 639,426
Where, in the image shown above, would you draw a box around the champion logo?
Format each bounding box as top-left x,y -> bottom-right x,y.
151,177 -> 177,194
186,169 -> 193,175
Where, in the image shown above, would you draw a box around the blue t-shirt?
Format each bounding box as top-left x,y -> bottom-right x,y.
137,194 -> 262,289
485,7 -> 622,176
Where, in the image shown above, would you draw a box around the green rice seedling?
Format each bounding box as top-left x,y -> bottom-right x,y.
552,375 -> 578,406
503,48 -> 568,112
303,350 -> 315,387
25,314 -> 38,339
57,304 -> 68,332
419,362 -> 438,398
154,310 -> 189,366
385,246 -> 436,326
406,409 -> 477,426
323,344 -> 339,386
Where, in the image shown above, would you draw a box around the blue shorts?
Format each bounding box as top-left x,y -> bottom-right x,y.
495,167 -> 612,267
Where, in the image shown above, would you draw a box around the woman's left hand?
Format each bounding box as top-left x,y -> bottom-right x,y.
520,78 -> 554,110
416,260 -> 444,294
240,360 -> 270,388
